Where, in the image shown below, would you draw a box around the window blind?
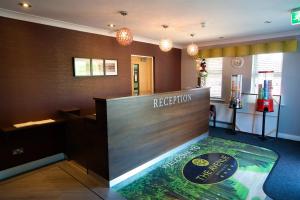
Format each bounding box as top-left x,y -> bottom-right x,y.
206,57 -> 223,98
251,53 -> 283,95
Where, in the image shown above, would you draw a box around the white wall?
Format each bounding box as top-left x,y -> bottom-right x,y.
222,56 -> 252,101
279,37 -> 300,140
181,38 -> 300,141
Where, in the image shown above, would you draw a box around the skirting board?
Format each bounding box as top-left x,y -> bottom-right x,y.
249,131 -> 300,142
278,132 -> 300,141
210,122 -> 300,142
210,121 -> 232,129
0,153 -> 65,181
109,132 -> 209,187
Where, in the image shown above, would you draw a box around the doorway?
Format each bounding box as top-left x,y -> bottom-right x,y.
131,55 -> 154,96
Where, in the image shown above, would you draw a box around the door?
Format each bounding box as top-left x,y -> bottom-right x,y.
131,55 -> 154,95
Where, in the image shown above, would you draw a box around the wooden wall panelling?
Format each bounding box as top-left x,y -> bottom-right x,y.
95,88 -> 210,180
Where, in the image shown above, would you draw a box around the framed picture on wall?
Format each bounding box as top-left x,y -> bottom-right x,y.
73,58 -> 91,76
92,59 -> 104,76
105,59 -> 118,76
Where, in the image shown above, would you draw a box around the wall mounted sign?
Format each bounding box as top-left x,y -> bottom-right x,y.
73,57 -> 118,77
73,58 -> 91,76
291,7 -> 300,25
91,59 -> 104,76
105,59 -> 118,76
153,94 -> 192,108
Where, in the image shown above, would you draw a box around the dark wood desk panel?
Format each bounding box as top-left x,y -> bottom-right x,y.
0,121 -> 66,171
84,115 -> 109,180
95,88 -> 210,180
60,111 -> 109,180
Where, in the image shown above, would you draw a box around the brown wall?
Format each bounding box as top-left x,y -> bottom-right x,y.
0,17 -> 181,126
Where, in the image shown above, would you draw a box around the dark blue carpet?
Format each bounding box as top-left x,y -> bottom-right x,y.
209,127 -> 300,200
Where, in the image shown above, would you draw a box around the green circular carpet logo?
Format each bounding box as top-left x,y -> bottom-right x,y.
183,153 -> 238,184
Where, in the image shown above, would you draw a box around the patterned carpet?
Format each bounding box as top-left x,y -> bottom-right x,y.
113,137 -> 278,200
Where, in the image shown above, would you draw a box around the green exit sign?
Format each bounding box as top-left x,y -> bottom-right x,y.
291,8 -> 300,25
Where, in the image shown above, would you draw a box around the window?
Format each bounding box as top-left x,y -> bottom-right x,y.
251,53 -> 283,95
206,57 -> 223,98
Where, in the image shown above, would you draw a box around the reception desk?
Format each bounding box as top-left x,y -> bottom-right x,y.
93,87 -> 210,185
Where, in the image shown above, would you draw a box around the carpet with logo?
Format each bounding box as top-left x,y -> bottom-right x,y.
113,137 -> 278,200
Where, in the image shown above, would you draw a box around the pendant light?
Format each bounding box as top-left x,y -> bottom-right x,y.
116,11 -> 133,46
187,34 -> 199,57
159,25 -> 173,52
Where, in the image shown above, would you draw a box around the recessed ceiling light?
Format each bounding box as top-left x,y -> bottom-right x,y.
107,24 -> 116,28
19,2 -> 32,8
264,20 -> 272,24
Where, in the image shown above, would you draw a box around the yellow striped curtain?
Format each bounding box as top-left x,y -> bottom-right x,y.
236,45 -> 250,57
223,46 -> 236,57
251,43 -> 267,55
198,49 -> 211,58
267,41 -> 283,53
210,48 -> 223,58
197,39 -> 298,58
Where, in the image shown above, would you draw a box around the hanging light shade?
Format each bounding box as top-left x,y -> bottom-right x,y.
187,34 -> 199,56
159,38 -> 173,52
187,44 -> 199,56
159,25 -> 173,52
116,27 -> 133,46
116,11 -> 133,46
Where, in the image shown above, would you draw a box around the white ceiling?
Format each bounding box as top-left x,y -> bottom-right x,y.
0,0 -> 299,47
